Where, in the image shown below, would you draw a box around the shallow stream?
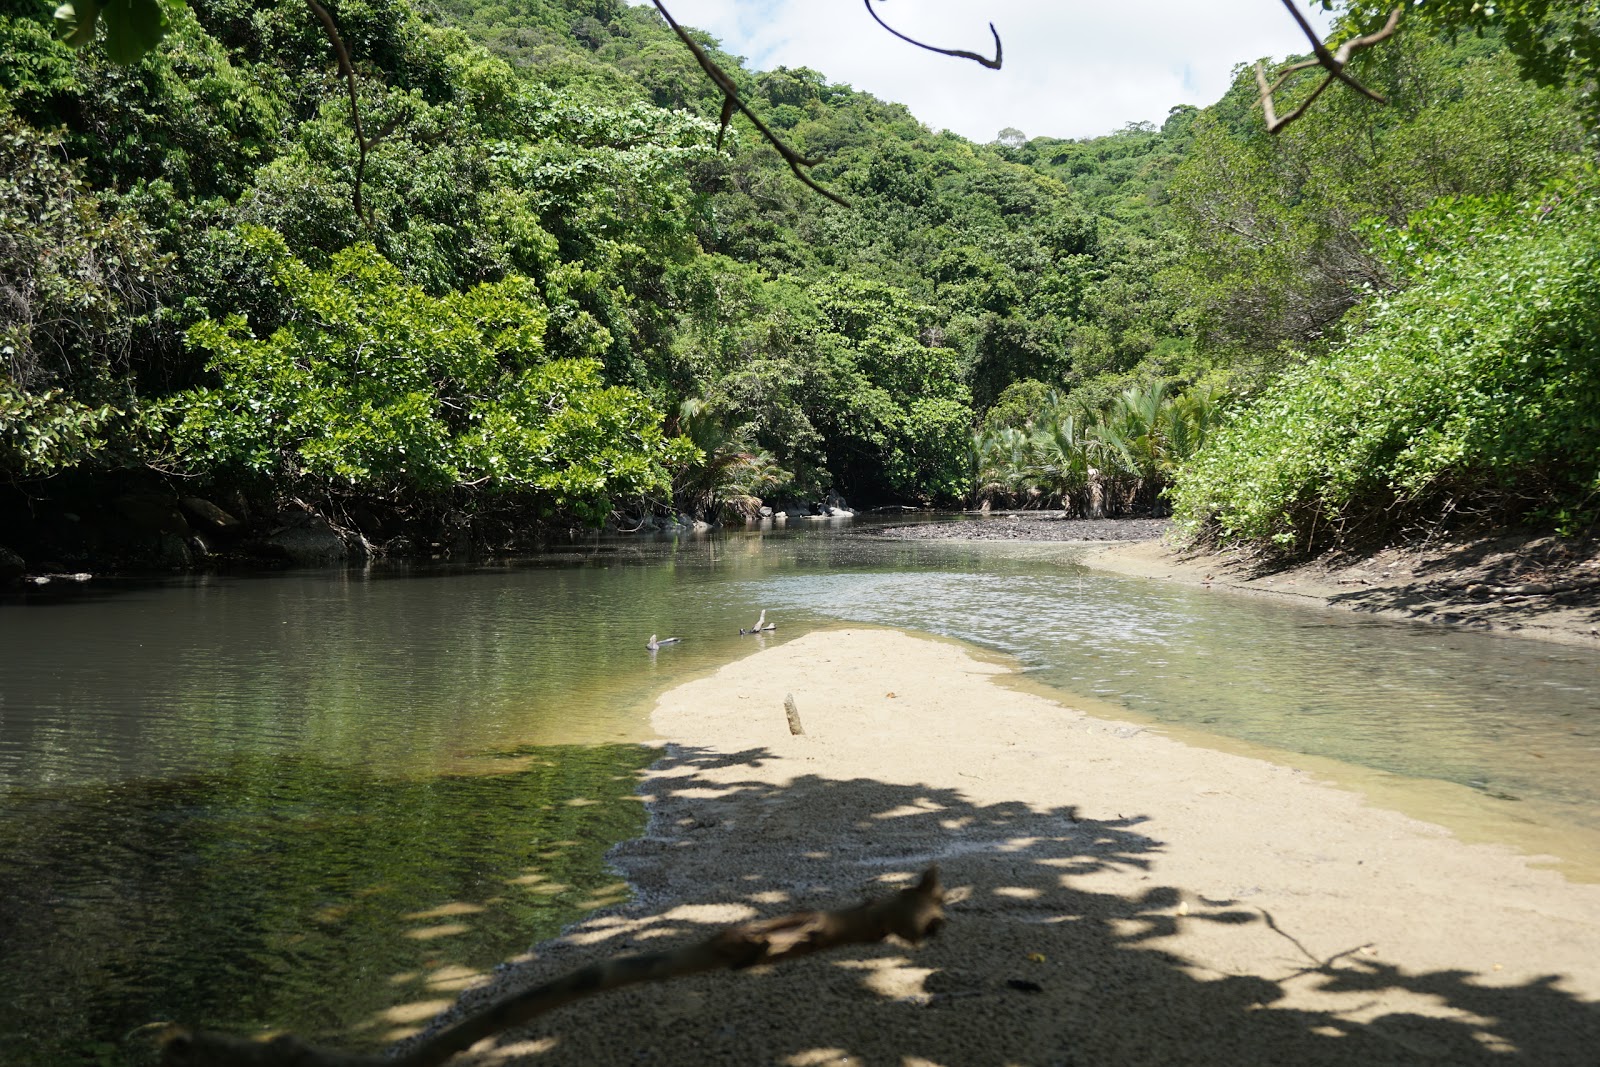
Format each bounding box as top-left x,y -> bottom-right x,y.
2,520 -> 1597,1063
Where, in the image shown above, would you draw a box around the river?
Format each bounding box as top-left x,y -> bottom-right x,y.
2,520 -> 1597,1064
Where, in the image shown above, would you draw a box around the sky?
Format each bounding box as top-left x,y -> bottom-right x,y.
636,0 -> 1338,142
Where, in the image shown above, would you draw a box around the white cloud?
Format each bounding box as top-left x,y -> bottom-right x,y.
636,0 -> 1336,141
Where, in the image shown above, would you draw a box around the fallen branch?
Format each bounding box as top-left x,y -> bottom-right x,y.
1256,3 -> 1403,133
1465,578 -> 1600,599
158,867 -> 946,1067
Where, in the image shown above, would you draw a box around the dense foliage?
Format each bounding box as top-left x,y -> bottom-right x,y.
974,381 -> 1224,518
2,0 -> 1595,563
1172,178 -> 1600,552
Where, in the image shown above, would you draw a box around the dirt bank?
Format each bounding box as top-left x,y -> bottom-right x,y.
1083,527 -> 1600,649
411,629 -> 1600,1066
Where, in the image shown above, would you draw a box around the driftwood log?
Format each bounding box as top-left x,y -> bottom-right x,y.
158,867 -> 945,1067
784,693 -> 805,735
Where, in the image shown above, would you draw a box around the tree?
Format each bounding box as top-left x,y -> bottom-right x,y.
1331,0 -> 1600,125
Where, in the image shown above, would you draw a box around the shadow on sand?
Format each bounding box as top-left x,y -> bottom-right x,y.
412,743 -> 1600,1066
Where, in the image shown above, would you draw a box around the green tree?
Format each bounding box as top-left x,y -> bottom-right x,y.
1172,178 -> 1600,553
165,230 -> 687,523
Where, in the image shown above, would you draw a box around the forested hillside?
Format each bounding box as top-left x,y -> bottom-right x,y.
1,0 -> 1594,571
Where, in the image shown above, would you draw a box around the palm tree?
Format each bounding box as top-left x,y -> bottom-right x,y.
669,398 -> 791,520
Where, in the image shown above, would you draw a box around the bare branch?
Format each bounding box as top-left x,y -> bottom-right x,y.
156,868 -> 946,1067
652,1 -> 849,206
1259,4 -> 1404,134
305,0 -> 373,229
863,1 -> 1002,70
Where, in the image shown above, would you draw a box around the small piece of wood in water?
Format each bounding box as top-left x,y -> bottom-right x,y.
784,693 -> 804,735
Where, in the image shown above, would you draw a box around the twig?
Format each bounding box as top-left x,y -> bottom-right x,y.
1256,4 -> 1403,134
157,868 -> 946,1067
652,1 -> 848,206
863,1 -> 1002,70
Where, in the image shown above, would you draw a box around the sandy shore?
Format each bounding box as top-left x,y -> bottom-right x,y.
420,629 -> 1600,1066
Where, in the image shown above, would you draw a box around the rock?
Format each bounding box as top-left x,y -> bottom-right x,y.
115,494 -> 191,538
179,497 -> 243,533
0,545 -> 25,581
759,505 -> 773,518
692,520 -> 712,532
151,531 -> 194,568
264,512 -> 348,566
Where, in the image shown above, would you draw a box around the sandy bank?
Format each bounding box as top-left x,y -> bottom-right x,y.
1078,526 -> 1599,649
426,629 -> 1600,1066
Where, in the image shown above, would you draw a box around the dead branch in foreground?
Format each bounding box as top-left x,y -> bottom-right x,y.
1257,2 -> 1403,133
157,867 -> 946,1067
863,1 -> 1002,70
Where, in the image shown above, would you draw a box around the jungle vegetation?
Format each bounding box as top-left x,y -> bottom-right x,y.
0,0 -> 1594,561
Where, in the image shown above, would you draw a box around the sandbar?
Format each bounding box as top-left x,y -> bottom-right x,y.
421,627 -> 1600,1065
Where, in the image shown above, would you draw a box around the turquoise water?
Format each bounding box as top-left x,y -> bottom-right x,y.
2,521 -> 1598,1062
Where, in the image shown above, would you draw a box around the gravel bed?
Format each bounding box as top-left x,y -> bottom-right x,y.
872,514 -> 1171,542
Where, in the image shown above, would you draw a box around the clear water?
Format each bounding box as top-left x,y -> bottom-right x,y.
2,520 -> 1598,1063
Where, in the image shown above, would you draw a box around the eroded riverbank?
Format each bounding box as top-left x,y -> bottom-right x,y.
415,629 -> 1600,1066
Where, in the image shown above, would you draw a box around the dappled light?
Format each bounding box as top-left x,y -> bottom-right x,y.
386,740 -> 1600,1065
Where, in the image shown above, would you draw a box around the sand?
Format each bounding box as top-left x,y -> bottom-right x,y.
1083,533 -> 1600,650
417,627 -> 1600,1066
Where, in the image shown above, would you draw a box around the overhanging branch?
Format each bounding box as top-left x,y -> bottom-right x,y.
863,0 -> 1002,70
653,1 -> 849,206
1257,3 -> 1403,134
305,0 -> 374,228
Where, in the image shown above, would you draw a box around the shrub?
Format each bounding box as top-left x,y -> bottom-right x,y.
1172,178 -> 1600,552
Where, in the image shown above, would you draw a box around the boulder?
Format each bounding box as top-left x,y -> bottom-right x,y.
264,512 -> 348,566
115,494 -> 191,537
0,544 -> 25,581
179,497 -> 244,534
151,532 -> 194,569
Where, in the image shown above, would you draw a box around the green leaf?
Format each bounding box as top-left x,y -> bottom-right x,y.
52,0 -> 101,49
98,0 -> 168,63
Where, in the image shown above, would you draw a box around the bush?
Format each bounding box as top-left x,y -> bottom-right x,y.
1172,177 -> 1600,552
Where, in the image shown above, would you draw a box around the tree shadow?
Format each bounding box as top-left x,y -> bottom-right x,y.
418,744 -> 1600,1066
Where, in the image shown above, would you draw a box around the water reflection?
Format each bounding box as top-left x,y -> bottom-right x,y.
0,746 -> 655,1064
